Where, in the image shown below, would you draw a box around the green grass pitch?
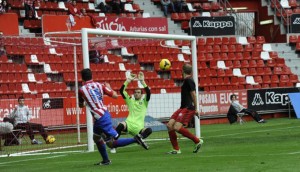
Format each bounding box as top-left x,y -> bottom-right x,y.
1,118 -> 300,172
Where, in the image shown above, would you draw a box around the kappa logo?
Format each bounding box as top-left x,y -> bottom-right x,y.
293,18 -> 300,24
251,93 -> 264,106
43,100 -> 51,109
193,21 -> 202,27
265,92 -> 290,105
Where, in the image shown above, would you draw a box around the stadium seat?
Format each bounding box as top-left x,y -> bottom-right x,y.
232,60 -> 241,68
273,67 -> 282,74
271,75 -> 280,83
228,53 -> 236,60
213,45 -> 221,53
289,74 -> 299,83
264,67 -> 273,75
197,38 -> 206,46
222,37 -> 229,45
212,53 -> 221,60
241,68 -> 249,75
262,75 -> 271,84
249,68 -> 259,75
280,75 -> 290,83
214,37 -> 222,45
206,38 -> 214,45
206,45 -> 213,53
244,44 -> 253,52
289,35 -> 298,44
220,53 -> 228,60
247,36 -> 256,44
201,2 -> 211,11
256,36 -> 266,44
241,60 -> 249,68
235,45 -> 244,52
211,2 -> 221,11
254,75 -> 263,83
275,58 -> 285,66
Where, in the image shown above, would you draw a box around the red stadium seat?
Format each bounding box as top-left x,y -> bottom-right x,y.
256,36 -> 266,44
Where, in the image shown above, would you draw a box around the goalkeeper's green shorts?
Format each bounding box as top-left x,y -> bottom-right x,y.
126,122 -> 143,136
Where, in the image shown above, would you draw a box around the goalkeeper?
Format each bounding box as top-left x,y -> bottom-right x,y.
113,72 -> 152,152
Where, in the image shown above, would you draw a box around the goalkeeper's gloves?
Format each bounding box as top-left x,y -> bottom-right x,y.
138,72 -> 144,82
126,73 -> 136,83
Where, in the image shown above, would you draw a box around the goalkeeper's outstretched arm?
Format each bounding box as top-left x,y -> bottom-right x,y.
120,73 -> 136,99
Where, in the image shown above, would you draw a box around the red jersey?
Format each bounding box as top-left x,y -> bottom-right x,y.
79,80 -> 114,120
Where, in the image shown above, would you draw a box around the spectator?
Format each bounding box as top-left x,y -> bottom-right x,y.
227,94 -> 266,124
68,0 -> 82,18
172,0 -> 186,13
23,0 -> 40,19
8,96 -> 50,144
0,119 -> 13,135
108,0 -> 123,14
0,3 -> 5,14
81,8 -> 88,16
0,45 -> 6,56
95,0 -> 111,13
89,50 -> 104,64
161,0 -> 175,17
1,0 -> 11,13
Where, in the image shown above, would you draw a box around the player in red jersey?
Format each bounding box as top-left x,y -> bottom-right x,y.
166,63 -> 203,154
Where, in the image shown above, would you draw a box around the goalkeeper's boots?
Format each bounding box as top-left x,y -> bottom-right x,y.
94,160 -> 111,166
166,149 -> 181,154
31,139 -> 42,145
110,148 -> 117,153
134,134 -> 149,150
193,139 -> 204,153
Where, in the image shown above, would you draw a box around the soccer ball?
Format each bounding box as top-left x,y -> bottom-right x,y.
159,59 -> 171,70
46,135 -> 56,144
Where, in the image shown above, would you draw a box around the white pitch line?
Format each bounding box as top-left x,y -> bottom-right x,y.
0,154 -> 66,166
209,125 -> 300,138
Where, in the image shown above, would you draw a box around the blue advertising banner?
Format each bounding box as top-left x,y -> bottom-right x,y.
288,93 -> 300,119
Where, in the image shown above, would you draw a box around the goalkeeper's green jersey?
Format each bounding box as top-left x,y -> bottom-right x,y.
120,81 -> 151,135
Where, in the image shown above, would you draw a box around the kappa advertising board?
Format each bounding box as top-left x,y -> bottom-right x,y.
199,90 -> 247,115
248,88 -> 300,111
291,14 -> 300,33
191,16 -> 235,36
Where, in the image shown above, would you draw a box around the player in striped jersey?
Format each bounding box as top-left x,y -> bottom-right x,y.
78,68 -> 148,166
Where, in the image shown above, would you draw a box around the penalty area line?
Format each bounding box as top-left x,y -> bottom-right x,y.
0,155 -> 66,166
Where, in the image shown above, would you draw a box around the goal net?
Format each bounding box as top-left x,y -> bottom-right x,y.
79,29 -> 200,151
0,30 -> 199,156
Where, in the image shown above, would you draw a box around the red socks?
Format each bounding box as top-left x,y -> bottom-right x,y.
168,130 -> 179,150
178,127 -> 199,144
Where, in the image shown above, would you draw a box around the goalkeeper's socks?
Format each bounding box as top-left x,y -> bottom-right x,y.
96,140 -> 109,161
113,138 -> 135,148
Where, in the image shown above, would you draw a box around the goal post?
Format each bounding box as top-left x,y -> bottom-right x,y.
81,28 -> 200,152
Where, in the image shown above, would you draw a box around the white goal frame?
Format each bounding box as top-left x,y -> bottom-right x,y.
81,28 -> 200,152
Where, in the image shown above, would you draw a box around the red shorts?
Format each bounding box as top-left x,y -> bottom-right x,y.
171,108 -> 196,126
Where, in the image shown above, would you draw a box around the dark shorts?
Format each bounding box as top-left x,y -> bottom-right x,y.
171,108 -> 195,126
